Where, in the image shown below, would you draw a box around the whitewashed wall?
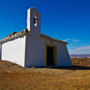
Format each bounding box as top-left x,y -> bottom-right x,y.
2,36 -> 26,67
25,36 -> 45,67
42,38 -> 72,66
57,44 -> 72,66
1,34 -> 72,67
25,36 -> 72,67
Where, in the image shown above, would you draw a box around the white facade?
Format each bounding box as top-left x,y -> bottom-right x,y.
25,37 -> 72,67
0,7 -> 72,67
2,36 -> 26,67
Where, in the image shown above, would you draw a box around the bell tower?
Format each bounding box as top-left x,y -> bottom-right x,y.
27,7 -> 41,37
25,7 -> 42,67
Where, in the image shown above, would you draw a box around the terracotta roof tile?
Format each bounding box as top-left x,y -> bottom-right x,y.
0,29 -> 68,44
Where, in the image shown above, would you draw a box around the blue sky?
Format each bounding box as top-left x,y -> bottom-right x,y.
0,0 -> 90,54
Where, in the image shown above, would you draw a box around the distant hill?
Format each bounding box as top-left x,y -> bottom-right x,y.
70,54 -> 90,58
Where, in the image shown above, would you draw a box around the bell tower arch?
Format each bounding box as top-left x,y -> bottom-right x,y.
27,7 -> 41,37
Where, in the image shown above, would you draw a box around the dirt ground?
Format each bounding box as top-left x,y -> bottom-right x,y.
0,60 -> 90,90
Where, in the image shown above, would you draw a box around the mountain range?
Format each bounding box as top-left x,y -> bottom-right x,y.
70,54 -> 90,58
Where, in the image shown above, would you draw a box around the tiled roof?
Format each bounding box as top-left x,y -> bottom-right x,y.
0,29 -> 68,44
0,29 -> 29,43
40,33 -> 68,44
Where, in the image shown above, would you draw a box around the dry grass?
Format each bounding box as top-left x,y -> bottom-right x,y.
71,58 -> 90,66
0,60 -> 90,90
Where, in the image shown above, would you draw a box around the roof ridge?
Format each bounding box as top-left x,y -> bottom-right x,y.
0,30 -> 68,44
0,29 -> 29,43
40,33 -> 68,44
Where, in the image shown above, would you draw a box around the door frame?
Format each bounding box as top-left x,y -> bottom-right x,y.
45,44 -> 57,66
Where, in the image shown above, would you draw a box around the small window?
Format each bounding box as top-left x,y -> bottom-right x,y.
33,15 -> 38,27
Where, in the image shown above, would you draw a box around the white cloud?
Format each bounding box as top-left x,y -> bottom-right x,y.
64,38 -> 80,42
64,38 -> 71,41
69,46 -> 90,54
73,40 -> 80,42
76,46 -> 90,51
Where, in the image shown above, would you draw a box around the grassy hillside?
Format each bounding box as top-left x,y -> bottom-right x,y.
0,60 -> 90,90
